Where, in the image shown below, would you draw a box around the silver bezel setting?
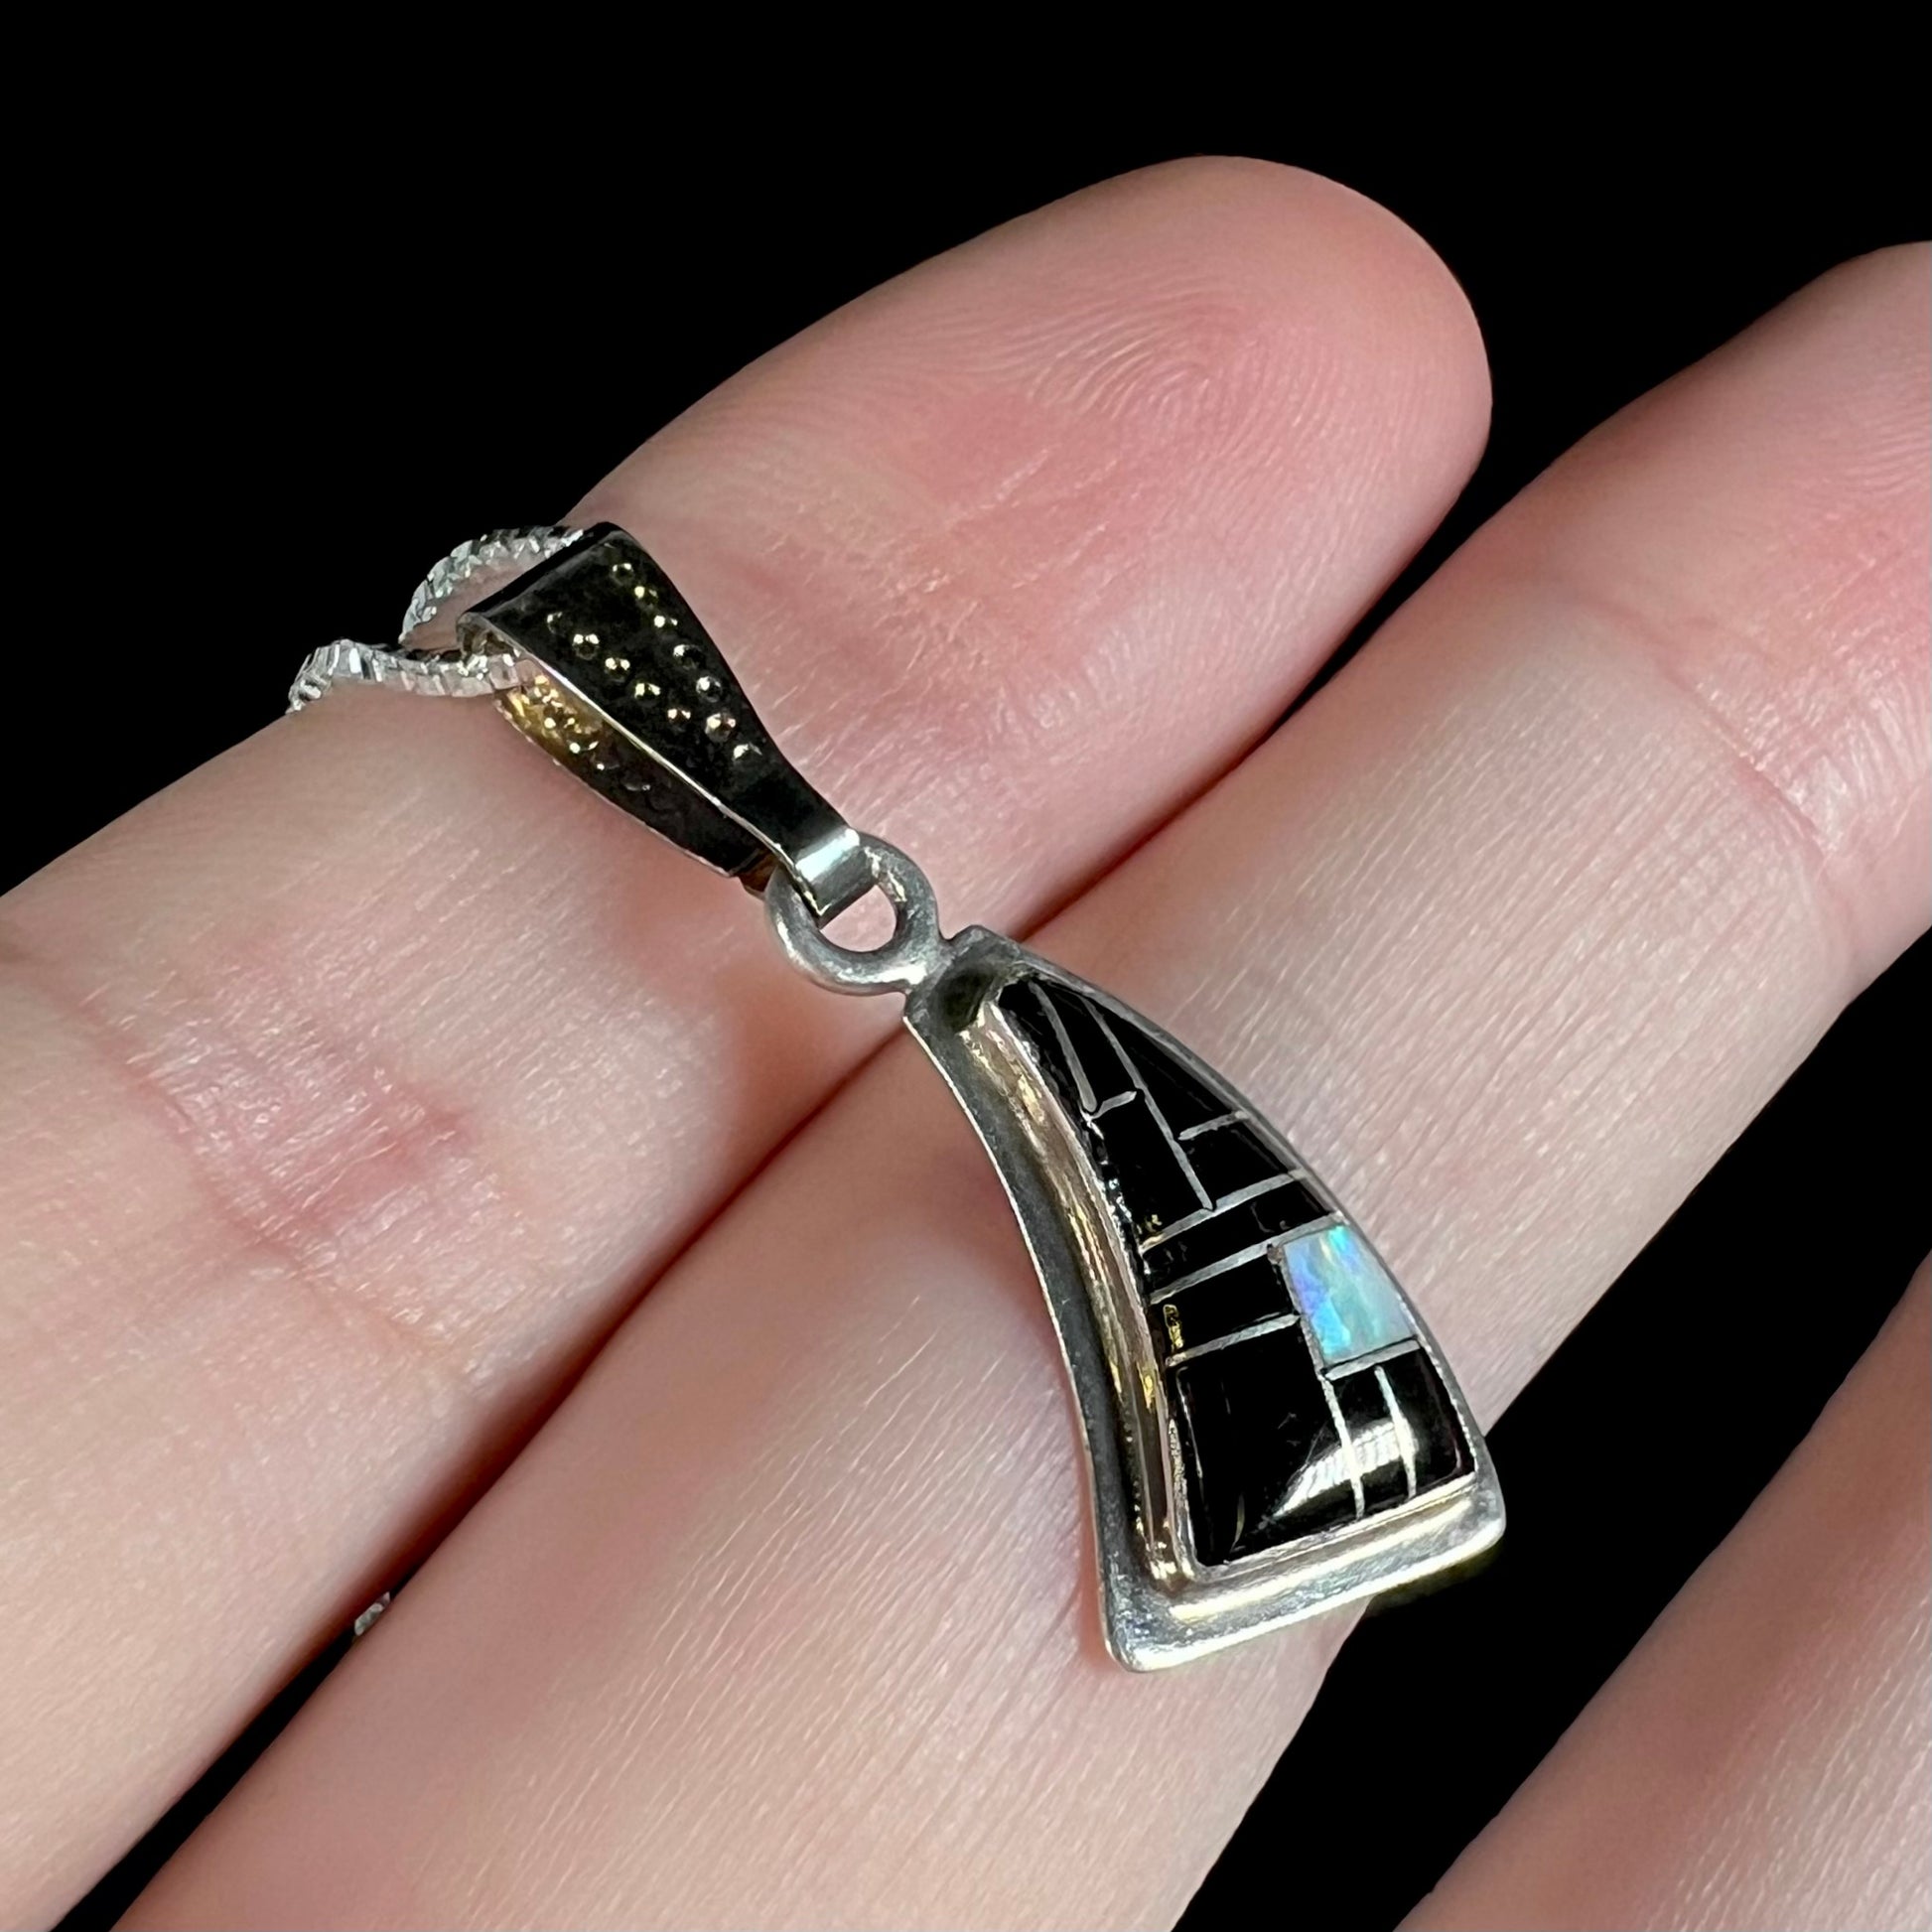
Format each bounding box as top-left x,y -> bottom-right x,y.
904,928 -> 1503,1669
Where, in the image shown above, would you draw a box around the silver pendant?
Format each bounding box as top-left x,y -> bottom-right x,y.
294,523 -> 1503,1669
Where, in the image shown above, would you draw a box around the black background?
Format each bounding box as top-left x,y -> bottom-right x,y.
19,94 -> 1927,1931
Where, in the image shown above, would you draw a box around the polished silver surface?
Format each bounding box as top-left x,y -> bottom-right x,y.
765,838 -> 944,994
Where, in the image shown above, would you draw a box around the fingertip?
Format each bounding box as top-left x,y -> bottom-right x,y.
1464,234 -> 1930,983
610,155 -> 1493,539
1777,239 -> 1929,348
572,155 -> 1494,900
1023,155 -> 1493,496
1690,242 -> 1932,975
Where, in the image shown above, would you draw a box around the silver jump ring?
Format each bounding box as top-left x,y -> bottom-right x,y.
765,837 -> 945,995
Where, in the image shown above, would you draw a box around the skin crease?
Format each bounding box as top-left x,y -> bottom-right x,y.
1408,1269 -> 1931,1932
0,163 -> 1493,1924
121,247 -> 1928,1931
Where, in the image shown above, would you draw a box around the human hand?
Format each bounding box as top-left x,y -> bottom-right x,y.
3,162 -> 1926,1930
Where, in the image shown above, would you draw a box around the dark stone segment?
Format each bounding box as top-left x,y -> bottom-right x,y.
1152,1254 -> 1293,1361
1118,1025 -> 1232,1134
1180,1119 -> 1288,1200
1142,1177 -> 1328,1291
1024,980 -> 1134,1112
1376,1347 -> 1471,1492
996,972 -> 1466,1571
1094,1096 -> 1210,1243
1171,1324 -> 1357,1564
1001,983 -> 1081,1115
1334,1359 -> 1417,1510
1003,980 -> 1216,1243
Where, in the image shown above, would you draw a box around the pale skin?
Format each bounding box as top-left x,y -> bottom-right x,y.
0,161 -> 1925,1929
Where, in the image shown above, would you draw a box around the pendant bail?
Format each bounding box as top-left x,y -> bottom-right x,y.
459,524 -> 870,920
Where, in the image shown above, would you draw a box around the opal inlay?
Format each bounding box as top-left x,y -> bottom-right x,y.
1283,1224 -> 1415,1370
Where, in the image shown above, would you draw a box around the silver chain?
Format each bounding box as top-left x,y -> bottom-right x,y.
286,526 -> 582,712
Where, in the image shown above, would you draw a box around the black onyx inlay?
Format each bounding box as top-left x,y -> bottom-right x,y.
1179,1119 -> 1282,1199
1153,1254 -> 1292,1360
1094,1097 -> 1208,1242
1141,1177 -> 1327,1292
1333,1359 -> 1417,1511
1171,1324 -> 1356,1563
1005,982 -> 1131,1115
1128,1031 -> 1232,1134
1374,1347 -> 1470,1491
996,972 -> 1472,1571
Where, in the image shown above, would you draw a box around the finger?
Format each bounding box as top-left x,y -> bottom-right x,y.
124,250 -> 1929,1930
1409,1266 -> 1930,1932
0,159 -> 1490,1924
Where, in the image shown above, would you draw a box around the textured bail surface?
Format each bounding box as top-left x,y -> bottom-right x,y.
461,525 -> 869,919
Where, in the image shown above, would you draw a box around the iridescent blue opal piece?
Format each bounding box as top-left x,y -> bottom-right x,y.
1283,1223 -> 1416,1370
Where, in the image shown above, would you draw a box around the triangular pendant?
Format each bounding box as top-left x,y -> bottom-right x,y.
905,929 -> 1503,1669
401,522 -> 1501,1674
